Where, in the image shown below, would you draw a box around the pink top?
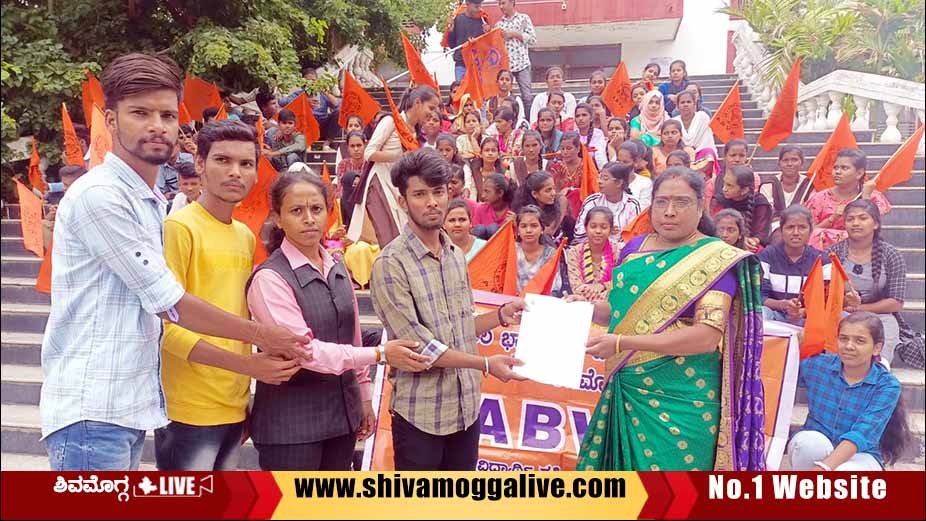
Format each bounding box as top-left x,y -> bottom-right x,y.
472,201 -> 509,227
246,238 -> 373,400
805,188 -> 892,230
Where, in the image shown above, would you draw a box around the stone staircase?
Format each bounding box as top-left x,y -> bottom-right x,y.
2,74 -> 924,469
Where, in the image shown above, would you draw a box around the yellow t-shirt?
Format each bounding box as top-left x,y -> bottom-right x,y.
161,202 -> 256,426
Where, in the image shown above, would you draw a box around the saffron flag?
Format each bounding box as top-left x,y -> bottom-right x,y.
579,145 -> 600,202
452,66 -> 483,109
440,4 -> 490,49
710,80 -> 745,144
521,239 -> 567,297
255,117 -> 265,149
620,207 -> 653,244
401,32 -> 440,93
874,125 -> 925,192
757,58 -> 802,151
825,254 -> 849,353
800,256 -> 826,359
36,240 -> 53,294
179,103 -> 194,127
232,156 -> 277,266
460,28 -> 510,104
214,104 -> 228,121
601,62 -> 633,119
14,179 -> 44,258
805,113 -> 857,192
320,161 -> 332,186
28,138 -> 47,194
325,199 -> 342,241
279,92 -> 321,147
468,220 -> 518,295
89,105 -> 112,169
81,71 -> 105,127
61,103 -> 85,167
380,77 -> 420,151
182,75 -> 223,123
339,70 -> 381,128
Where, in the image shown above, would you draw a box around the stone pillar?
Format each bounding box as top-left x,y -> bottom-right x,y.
851,96 -> 871,131
826,91 -> 845,128
814,94 -> 829,131
881,102 -> 903,144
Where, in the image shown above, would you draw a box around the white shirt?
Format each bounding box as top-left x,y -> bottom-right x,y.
629,174 -> 654,210
529,91 -> 577,124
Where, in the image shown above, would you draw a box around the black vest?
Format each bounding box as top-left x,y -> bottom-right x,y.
245,248 -> 362,444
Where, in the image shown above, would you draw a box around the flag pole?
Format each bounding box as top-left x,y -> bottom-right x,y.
747,143 -> 760,164
386,42 -> 468,85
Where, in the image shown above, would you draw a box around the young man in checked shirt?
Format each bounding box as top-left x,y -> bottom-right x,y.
371,149 -> 529,470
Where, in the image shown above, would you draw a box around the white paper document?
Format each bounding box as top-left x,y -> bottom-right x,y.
513,293 -> 594,389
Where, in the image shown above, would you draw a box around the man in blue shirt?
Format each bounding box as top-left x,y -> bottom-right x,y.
280,67 -> 341,151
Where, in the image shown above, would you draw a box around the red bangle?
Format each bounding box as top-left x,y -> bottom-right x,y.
497,305 -> 510,327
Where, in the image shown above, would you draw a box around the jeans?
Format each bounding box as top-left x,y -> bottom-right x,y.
391,412 -> 480,470
317,110 -> 342,142
455,64 -> 468,82
45,421 -> 145,471
154,420 -> 244,471
762,307 -> 805,326
788,430 -> 882,470
512,66 -> 534,112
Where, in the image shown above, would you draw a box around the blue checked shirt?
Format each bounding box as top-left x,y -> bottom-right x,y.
40,153 -> 186,438
798,352 -> 901,466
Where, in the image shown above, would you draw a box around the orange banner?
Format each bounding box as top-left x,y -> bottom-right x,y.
709,80 -> 745,144
366,299 -> 799,472
874,125 -> 925,192
280,92 -> 321,147
757,58 -> 801,151
14,179 -> 44,258
805,113 -> 857,192
232,156 -> 277,266
61,103 -> 85,166
379,78 -> 420,151
339,70 -> 381,128
601,62 -> 633,119
28,138 -> 47,194
81,71 -> 105,127
182,75 -> 223,123
401,32 -> 440,93
460,28 -> 510,104
36,240 -> 53,294
88,105 -> 112,168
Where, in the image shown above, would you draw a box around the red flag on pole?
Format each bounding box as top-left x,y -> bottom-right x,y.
874,125 -> 925,192
468,220 -> 518,295
521,240 -> 567,297
338,70 -> 381,128
461,28 -> 510,104
601,62 -> 633,119
14,178 -> 44,258
805,113 -> 857,192
36,240 -> 53,294
232,156 -> 277,266
28,138 -> 47,194
88,105 -> 112,169
710,80 -> 745,143
279,92 -> 321,146
81,71 -> 105,127
182,75 -> 223,123
380,77 -> 420,151
452,66 -> 484,109
757,58 -> 802,151
401,32 -> 440,93
800,256 -> 826,359
179,103 -> 194,126
61,103 -> 85,167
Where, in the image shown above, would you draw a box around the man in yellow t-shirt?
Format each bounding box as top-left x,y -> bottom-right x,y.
157,121 -> 300,470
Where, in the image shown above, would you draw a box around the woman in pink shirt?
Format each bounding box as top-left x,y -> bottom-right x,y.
472,173 -> 516,239
246,172 -> 429,470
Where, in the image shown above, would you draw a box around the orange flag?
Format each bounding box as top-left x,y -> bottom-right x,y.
710,80 -> 745,144
232,156 -> 277,266
825,254 -> 849,353
280,92 -> 321,146
36,240 -> 53,294
380,77 -> 420,151
28,138 -> 47,194
320,161 -> 332,186
601,62 -> 633,119
214,104 -> 228,121
440,4 -> 490,48
579,145 -> 600,202
89,105 -> 112,168
800,256 -> 826,359
461,28 -> 510,103
401,32 -> 440,93
182,75 -> 223,122
805,113 -> 857,192
81,71 -> 105,127
339,70 -> 381,128
875,125 -> 925,192
452,66 -> 483,109
521,239 -> 567,297
468,220 -> 518,295
255,116 -> 266,149
14,179 -> 44,258
620,208 -> 653,244
61,103 -> 85,167
757,58 -> 802,151
179,103 -> 194,126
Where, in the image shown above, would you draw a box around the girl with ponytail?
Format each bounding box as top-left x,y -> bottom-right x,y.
788,312 -> 911,470
826,199 -> 925,369
710,164 -> 771,252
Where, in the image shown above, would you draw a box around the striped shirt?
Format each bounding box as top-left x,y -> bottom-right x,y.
370,225 -> 480,436
40,153 -> 186,438
573,193 -> 642,245
758,243 -> 830,302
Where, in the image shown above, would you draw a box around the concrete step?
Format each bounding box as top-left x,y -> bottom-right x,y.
748,155 -> 925,172
747,142 -> 906,158
0,302 -> 384,335
1,237 -> 31,257
883,206 -> 926,227
1,277 -> 50,305
0,403 -> 366,471
908,274 -> 925,301
0,332 -> 43,366
0,256 -> 42,278
883,225 -> 926,247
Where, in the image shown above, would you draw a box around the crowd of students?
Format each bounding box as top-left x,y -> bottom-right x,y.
34,31 -> 923,472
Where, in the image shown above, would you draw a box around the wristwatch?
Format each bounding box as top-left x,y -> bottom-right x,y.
377,343 -> 387,365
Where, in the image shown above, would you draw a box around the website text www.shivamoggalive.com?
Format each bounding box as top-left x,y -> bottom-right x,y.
293,473 -> 626,501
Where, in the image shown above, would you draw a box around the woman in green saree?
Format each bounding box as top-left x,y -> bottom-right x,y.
573,167 -> 766,471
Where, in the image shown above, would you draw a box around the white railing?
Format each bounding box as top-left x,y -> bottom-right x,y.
732,24 -> 925,152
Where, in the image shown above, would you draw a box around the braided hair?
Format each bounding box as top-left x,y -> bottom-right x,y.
838,312 -> 912,464
728,165 -> 757,235
836,148 -> 868,193
514,171 -> 561,229
845,199 -> 884,291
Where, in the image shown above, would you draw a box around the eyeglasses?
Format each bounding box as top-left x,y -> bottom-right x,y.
652,197 -> 696,211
